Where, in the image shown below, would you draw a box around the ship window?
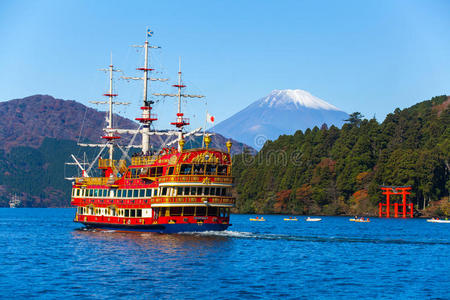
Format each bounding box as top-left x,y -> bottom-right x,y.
221,188 -> 226,196
130,209 -> 136,217
183,207 -> 195,216
210,188 -> 215,196
156,167 -> 163,177
204,187 -> 210,195
132,190 -> 137,198
161,187 -> 168,196
170,207 -> 182,216
177,187 -> 183,196
159,207 -> 166,217
183,187 -> 189,196
193,164 -> 204,175
197,187 -> 203,195
137,209 -> 142,217
208,207 -> 218,216
117,190 -> 122,197
206,164 -> 217,175
180,164 -> 192,175
216,188 -> 222,196
190,187 -> 197,195
93,189 -> 98,197
87,189 -> 92,197
196,207 -> 206,216
125,209 -> 129,217
139,168 -> 147,177
146,189 -> 152,197
127,190 -> 132,198
168,167 -> 174,175
218,165 -> 228,175
139,189 -> 145,197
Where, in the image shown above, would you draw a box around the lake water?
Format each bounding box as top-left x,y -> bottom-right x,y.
0,208 -> 449,299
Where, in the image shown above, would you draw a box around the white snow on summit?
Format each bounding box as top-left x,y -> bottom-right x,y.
259,89 -> 341,111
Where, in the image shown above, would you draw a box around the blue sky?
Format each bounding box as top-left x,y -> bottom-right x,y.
0,0 -> 449,130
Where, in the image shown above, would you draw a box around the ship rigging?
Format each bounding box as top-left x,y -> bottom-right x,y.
68,30 -> 235,233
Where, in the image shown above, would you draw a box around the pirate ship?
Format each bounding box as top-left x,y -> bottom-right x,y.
69,30 -> 234,233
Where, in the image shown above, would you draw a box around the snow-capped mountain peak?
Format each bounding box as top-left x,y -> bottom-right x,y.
259,89 -> 341,111
211,89 -> 348,149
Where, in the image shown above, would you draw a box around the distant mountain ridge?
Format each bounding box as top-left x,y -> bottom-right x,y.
0,94 -> 138,150
211,89 -> 349,149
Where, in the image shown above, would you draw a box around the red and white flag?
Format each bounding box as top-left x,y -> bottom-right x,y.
207,112 -> 215,124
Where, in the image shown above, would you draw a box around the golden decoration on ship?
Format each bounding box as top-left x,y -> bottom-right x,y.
168,155 -> 178,165
192,152 -> 219,163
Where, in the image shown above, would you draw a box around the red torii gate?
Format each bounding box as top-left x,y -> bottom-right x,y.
379,186 -> 413,218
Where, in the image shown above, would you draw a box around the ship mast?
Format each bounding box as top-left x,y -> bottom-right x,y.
90,57 -> 129,161
153,58 -> 205,151
122,29 -> 167,154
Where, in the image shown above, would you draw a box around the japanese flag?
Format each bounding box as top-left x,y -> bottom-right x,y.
207,112 -> 215,124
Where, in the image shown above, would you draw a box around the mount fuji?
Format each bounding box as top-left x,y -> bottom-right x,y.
210,89 -> 349,149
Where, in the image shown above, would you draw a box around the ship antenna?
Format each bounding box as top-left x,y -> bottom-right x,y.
153,57 -> 205,151
90,55 -> 130,161
122,28 -> 168,154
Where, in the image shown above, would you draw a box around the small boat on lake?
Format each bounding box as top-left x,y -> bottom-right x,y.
306,217 -> 321,222
284,217 -> 298,221
349,217 -> 370,223
250,217 -> 266,222
427,218 -> 450,223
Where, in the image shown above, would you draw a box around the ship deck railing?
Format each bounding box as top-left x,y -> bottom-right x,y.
158,175 -> 233,184
131,156 -> 158,166
98,159 -> 127,172
151,196 -> 235,206
76,177 -> 110,186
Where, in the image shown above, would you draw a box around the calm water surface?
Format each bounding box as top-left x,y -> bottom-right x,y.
0,208 -> 449,299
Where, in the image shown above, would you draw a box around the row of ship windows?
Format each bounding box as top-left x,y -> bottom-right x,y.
72,187 -> 231,198
161,187 -> 231,197
155,207 -> 230,217
77,206 -> 230,217
179,164 -> 229,176
128,164 -> 230,178
73,188 -> 155,198
78,206 -> 149,217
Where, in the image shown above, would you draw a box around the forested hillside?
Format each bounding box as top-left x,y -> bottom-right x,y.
232,95 -> 450,216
